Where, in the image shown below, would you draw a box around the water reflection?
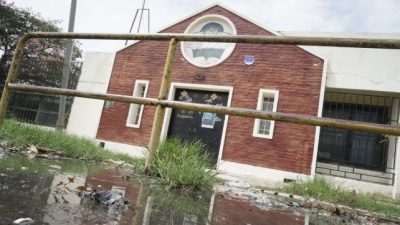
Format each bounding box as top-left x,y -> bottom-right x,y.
211,197 -> 304,225
0,156 -> 357,225
0,165 -> 53,224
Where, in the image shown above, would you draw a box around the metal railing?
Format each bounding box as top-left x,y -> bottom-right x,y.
2,58 -> 82,128
1,32 -> 400,172
7,92 -> 74,127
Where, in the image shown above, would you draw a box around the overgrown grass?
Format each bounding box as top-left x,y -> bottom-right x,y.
150,137 -> 217,191
281,177 -> 400,217
0,119 -> 143,166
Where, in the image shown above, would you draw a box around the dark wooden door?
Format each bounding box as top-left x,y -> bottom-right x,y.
168,89 -> 229,163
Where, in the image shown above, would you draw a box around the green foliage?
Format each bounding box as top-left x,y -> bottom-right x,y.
0,0 -> 82,89
0,0 -> 60,51
0,119 -> 143,166
282,177 -> 400,217
150,137 -> 218,191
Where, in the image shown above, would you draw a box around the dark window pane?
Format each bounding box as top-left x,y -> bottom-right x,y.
318,94 -> 390,171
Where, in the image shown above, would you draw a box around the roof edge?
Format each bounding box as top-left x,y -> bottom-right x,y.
116,3 -> 284,52
116,3 -> 222,52
116,3 -> 323,61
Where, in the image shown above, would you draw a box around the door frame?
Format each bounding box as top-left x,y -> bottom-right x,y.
160,82 -> 233,166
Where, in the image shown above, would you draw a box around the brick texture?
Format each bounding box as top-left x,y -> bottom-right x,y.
96,5 -> 324,175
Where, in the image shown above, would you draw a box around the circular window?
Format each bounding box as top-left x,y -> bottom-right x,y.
181,15 -> 237,68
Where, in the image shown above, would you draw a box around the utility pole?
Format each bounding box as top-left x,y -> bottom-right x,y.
56,0 -> 77,130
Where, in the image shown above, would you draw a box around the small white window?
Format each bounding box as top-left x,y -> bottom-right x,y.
126,80 -> 149,128
253,89 -> 279,139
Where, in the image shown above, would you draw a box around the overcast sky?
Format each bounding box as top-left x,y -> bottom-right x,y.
9,0 -> 400,52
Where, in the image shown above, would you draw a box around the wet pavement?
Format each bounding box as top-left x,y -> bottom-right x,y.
0,155 -> 396,225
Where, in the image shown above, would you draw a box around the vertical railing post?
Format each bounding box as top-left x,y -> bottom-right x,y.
0,35 -> 30,125
144,38 -> 177,173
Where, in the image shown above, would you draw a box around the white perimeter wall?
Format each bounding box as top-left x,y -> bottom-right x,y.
283,32 -> 400,198
282,32 -> 400,94
66,52 -> 115,139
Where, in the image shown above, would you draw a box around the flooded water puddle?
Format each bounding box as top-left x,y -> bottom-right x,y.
0,155 -> 392,225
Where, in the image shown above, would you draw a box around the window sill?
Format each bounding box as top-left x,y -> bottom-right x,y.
252,133 -> 273,139
126,123 -> 140,129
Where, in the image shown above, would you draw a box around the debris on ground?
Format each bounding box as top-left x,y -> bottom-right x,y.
288,201 -> 302,207
27,145 -> 38,159
217,184 -> 288,210
12,218 -> 34,225
79,186 -> 132,210
49,165 -> 62,170
0,142 -> 63,160
0,146 -> 5,159
225,180 -> 251,189
215,184 -> 400,225
105,159 -> 137,173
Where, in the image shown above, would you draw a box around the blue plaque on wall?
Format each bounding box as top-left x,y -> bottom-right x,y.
244,55 -> 255,65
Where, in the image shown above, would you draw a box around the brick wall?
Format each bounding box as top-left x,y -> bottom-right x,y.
316,162 -> 395,185
96,5 -> 324,175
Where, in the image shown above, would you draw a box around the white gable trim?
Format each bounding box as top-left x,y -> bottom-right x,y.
116,3 -> 323,60
117,3 -> 222,52
116,3 -> 282,52
310,59 -> 328,177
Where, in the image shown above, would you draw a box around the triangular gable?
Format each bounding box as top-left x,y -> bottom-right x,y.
118,3 -> 278,52
118,3 -> 323,60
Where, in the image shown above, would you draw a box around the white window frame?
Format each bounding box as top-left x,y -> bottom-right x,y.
126,80 -> 149,128
253,89 -> 279,139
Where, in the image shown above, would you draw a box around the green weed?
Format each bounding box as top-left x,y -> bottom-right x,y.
150,137 -> 217,191
281,177 -> 400,217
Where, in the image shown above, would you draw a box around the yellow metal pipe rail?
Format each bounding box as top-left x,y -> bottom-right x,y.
7,83 -> 400,136
145,38 -> 177,172
11,32 -> 400,49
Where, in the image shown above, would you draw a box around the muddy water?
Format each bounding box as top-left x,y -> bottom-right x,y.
0,156 -> 369,225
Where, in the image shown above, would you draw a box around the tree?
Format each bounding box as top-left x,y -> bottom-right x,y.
0,0 -> 82,127
0,0 -> 82,90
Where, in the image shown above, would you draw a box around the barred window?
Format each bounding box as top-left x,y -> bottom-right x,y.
318,92 -> 396,171
253,89 -> 279,139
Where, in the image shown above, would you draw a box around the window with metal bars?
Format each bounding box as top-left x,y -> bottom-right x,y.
253,89 -> 279,139
126,80 -> 149,128
7,92 -> 72,127
258,97 -> 274,135
318,92 -> 398,171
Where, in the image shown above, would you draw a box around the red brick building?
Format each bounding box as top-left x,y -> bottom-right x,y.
96,4 -> 325,181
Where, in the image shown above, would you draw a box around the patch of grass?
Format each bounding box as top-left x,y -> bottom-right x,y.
150,137 -> 217,191
0,119 -> 144,166
281,177 -> 400,217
